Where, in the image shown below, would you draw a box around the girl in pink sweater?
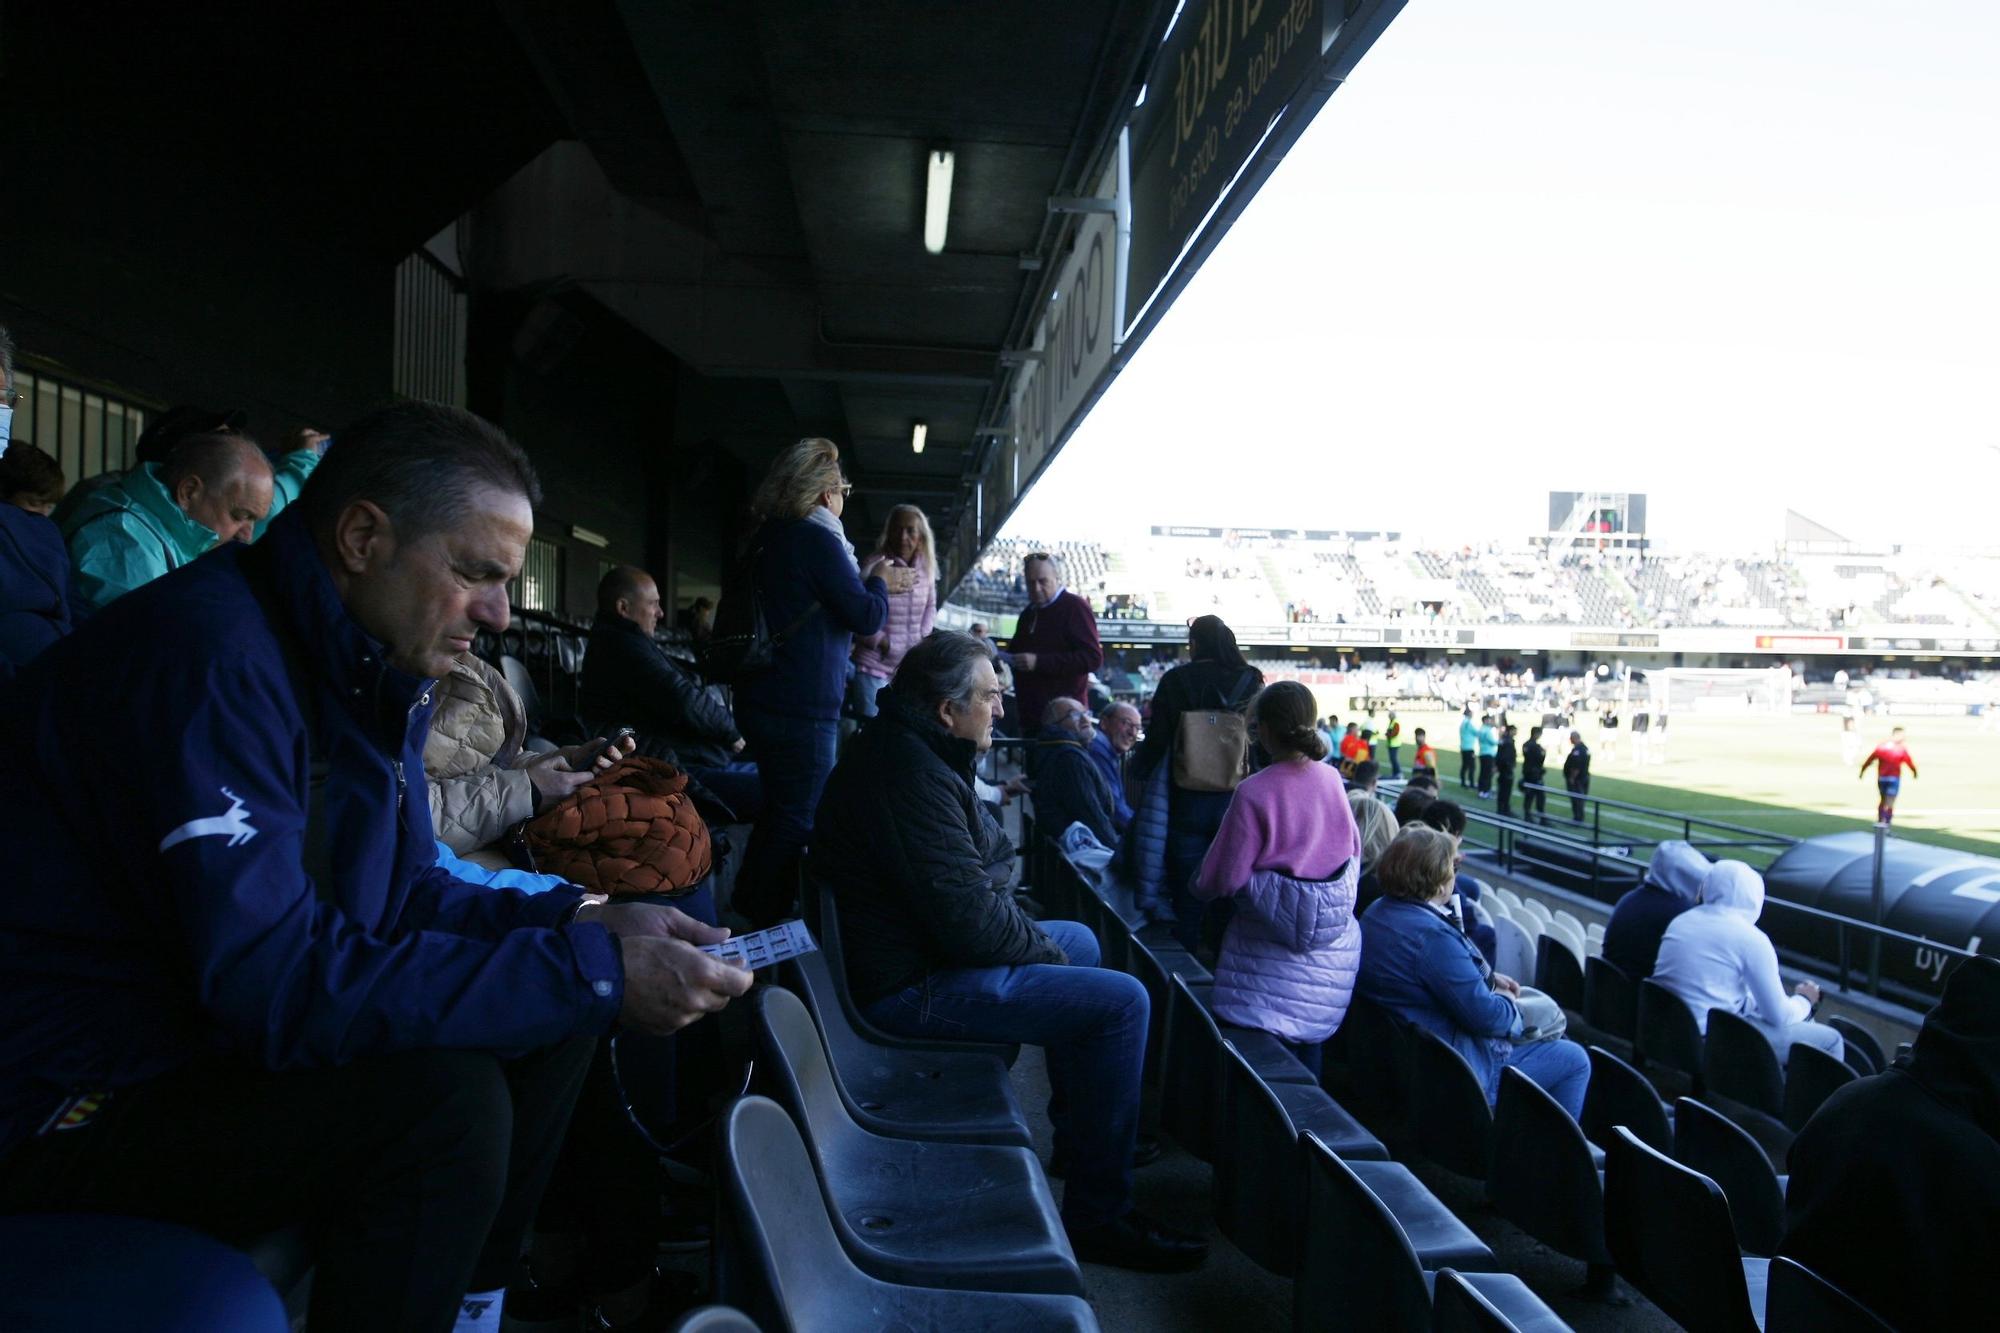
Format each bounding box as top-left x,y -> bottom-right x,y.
1193,681 -> 1363,1075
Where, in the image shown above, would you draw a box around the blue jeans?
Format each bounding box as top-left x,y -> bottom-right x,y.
1502,1038 -> 1590,1121
684,760 -> 765,824
733,711 -> 839,925
847,670 -> 889,720
862,920 -> 1147,1229
1166,788 -> 1234,954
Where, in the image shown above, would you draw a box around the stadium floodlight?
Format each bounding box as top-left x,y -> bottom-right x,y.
911,421 -> 927,455
924,148 -> 955,254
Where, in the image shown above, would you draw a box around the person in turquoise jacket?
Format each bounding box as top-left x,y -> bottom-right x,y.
60,431 -> 319,614
1476,714 -> 1501,797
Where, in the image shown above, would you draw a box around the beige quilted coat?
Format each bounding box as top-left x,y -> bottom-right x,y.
424,655 -> 539,855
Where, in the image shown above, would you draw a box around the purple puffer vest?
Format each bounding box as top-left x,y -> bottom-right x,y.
1210,858 -> 1361,1043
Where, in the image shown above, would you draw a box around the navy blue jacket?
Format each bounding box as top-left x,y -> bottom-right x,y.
0,509 -> 623,1155
0,504 -> 77,684
733,516 -> 888,722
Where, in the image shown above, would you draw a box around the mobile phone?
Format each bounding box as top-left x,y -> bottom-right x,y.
578,727 -> 635,766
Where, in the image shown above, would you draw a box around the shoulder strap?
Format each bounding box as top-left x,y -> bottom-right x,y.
239,545 -> 336,897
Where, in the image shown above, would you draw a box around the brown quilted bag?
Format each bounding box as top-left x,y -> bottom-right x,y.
523,756 -> 713,897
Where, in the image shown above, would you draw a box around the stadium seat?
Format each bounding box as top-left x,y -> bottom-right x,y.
1122,933 -> 1210,1111
1295,1133 -> 1517,1332
1603,1126 -> 1768,1333
668,1307 -> 761,1333
1478,892 -> 1513,924
1517,898 -> 1553,930
717,1096 -> 1099,1332
1782,1042 -> 1857,1133
1764,1256 -> 1896,1333
1702,1009 -> 1787,1120
1491,886 -> 1524,915
1582,1045 -> 1673,1156
1582,957 -> 1638,1045
1551,909 -> 1587,942
1672,1097 -> 1786,1258
1533,934 -> 1585,1012
1162,974 -> 1314,1162
1430,1268 -> 1575,1333
1826,1017 -> 1885,1076
1545,919 -> 1587,970
748,987 -> 1085,1296
1491,914 -> 1538,988
0,1214 -> 290,1333
1490,1067 -> 1615,1297
813,882 -> 1018,1064
1636,978 -> 1704,1091
1407,1026 -> 1495,1183
1335,994 -> 1413,1118
777,951 -> 1030,1148
1213,1043 -> 1387,1275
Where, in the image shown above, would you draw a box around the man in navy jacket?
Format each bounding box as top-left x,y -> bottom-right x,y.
0,403 -> 751,1333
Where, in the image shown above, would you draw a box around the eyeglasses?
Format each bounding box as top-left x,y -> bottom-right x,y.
837,482 -> 853,497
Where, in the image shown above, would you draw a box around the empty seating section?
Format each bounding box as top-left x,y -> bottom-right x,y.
948,529 -> 2000,635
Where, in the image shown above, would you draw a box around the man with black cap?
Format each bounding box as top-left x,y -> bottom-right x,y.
1781,955 -> 2000,1328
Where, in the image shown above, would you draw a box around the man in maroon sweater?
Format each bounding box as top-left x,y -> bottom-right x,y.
1008,552 -> 1104,732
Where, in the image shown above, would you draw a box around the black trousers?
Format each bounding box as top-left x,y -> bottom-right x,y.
0,1037 -> 596,1333
1522,782 -> 1547,822
1496,771 -> 1514,818
1460,750 -> 1476,787
1568,781 -> 1588,821
1477,755 -> 1495,792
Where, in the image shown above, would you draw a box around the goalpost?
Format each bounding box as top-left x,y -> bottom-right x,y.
1646,667 -> 1794,716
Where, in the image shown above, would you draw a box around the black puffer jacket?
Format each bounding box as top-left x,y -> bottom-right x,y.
1028,724 -> 1119,847
579,612 -> 741,769
1782,955 -> 2000,1330
812,693 -> 1065,1005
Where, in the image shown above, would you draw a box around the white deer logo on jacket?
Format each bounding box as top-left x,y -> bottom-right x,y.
159,787 -> 260,852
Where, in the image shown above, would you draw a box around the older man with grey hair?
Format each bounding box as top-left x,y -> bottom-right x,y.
1089,700 -> 1140,833
811,630 -> 1206,1273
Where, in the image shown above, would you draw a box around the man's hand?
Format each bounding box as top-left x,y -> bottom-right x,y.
1491,972 -> 1522,997
1016,652 -> 1037,673
577,900 -> 731,947
617,936 -> 753,1035
527,757 -> 597,806
1794,980 -> 1822,1008
558,734 -> 635,775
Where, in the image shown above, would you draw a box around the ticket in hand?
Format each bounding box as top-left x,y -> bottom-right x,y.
700,918 -> 818,970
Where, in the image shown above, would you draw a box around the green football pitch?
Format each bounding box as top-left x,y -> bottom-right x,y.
1366,709 -> 2000,866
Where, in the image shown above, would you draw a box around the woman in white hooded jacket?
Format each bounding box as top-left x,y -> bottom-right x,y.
1652,859 -> 1845,1060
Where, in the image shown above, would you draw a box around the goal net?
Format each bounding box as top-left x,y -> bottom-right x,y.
1646,667 -> 1793,716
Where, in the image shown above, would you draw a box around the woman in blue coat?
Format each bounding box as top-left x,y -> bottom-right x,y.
0,444 -> 78,684
1355,825 -> 1590,1118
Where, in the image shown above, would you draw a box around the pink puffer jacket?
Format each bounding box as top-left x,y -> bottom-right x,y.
852,555 -> 936,680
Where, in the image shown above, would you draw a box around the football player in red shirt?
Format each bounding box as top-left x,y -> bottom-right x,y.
1858,726 -> 1919,825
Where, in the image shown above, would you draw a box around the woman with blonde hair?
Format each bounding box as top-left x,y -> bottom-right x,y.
1349,789 -> 1400,868
1189,680 -> 1361,1075
849,503 -> 937,719
730,437 -> 894,923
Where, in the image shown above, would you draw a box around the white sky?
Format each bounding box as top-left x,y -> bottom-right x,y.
1002,0 -> 2000,553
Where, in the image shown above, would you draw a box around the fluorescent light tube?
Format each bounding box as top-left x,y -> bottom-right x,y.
924,149 -> 955,254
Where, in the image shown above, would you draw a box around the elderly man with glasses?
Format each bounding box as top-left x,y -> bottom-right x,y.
1029,696 -> 1121,848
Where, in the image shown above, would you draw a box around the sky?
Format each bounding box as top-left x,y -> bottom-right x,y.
1000,0 -> 2000,553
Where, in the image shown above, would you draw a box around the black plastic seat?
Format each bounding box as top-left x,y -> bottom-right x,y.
1765,1256 -> 1895,1332
1582,955 -> 1638,1044
1408,1026 -> 1495,1182
717,1096 -> 1099,1332
1214,1042 -> 1388,1275
749,987 -> 1084,1296
1533,934 -> 1585,1012
1781,1041 -> 1856,1133
1162,974 -> 1313,1161
1296,1132 -> 1520,1332
1673,1097 -> 1785,1258
1490,1067 -> 1614,1296
668,1307 -> 762,1333
1430,1267 -> 1575,1333
779,951 -> 1030,1148
1636,978 -> 1704,1090
812,882 -> 1019,1065
1582,1044 -> 1673,1156
1336,994 -> 1414,1115
1825,1017 -> 1884,1076
1703,1009 -> 1786,1120
1604,1126 -> 1769,1333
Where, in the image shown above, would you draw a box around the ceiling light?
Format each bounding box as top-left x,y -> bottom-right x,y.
911,421 -> 928,454
924,149 -> 955,254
